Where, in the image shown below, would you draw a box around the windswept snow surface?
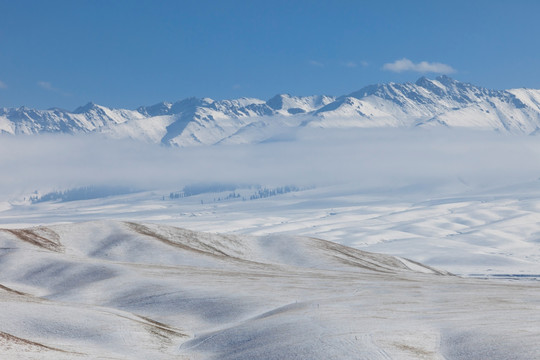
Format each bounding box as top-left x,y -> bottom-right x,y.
2,181 -> 540,276
0,221 -> 538,359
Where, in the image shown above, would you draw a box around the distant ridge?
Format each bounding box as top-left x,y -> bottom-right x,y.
1,76 -> 540,146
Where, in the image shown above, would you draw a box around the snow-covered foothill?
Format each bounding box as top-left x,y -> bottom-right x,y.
0,221 -> 538,359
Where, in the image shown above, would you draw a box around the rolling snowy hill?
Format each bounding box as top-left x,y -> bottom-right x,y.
2,76 -> 540,146
0,221 -> 538,359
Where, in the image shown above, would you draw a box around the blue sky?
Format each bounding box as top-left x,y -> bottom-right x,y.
1,0 -> 539,110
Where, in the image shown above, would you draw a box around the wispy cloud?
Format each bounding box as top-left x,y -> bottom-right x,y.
308,60 -> 324,68
0,80 -> 7,89
340,60 -> 369,69
341,61 -> 357,68
37,81 -> 71,96
383,58 -> 456,74
38,81 -> 56,91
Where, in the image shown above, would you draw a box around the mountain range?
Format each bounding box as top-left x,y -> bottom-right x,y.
2,75 -> 540,146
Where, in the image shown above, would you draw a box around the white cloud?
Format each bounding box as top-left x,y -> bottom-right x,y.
309,60 -> 324,67
342,61 -> 357,68
37,81 -> 55,91
342,61 -> 368,68
37,81 -> 71,96
0,80 -> 7,89
383,58 -> 456,74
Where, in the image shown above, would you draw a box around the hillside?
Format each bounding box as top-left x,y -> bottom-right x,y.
0,221 -> 538,359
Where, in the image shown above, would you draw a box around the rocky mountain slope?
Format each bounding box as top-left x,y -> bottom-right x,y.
2,76 -> 540,146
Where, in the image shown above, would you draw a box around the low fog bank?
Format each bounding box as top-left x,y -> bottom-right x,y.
1,128 -> 539,199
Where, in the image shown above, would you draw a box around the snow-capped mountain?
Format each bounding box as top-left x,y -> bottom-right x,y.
308,76 -> 540,132
0,102 -> 145,135
2,76 -> 540,146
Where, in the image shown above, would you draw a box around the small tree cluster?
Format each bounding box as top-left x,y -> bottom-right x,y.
249,186 -> 300,200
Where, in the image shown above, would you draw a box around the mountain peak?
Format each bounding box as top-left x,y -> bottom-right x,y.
416,76 -> 433,86
137,101 -> 173,117
266,94 -> 291,110
435,74 -> 458,85
416,75 -> 460,88
169,97 -> 210,114
73,102 -> 100,114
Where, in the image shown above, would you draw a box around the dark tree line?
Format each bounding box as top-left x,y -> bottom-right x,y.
31,186 -> 134,203
249,186 -> 300,200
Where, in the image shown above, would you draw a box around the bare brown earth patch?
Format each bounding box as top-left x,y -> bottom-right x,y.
125,222 -> 241,260
394,342 -> 435,358
0,228 -> 63,252
0,331 -> 68,353
138,315 -> 188,338
112,312 -> 189,351
0,283 -> 27,296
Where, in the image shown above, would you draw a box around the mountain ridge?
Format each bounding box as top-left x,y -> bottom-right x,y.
1,76 -> 540,146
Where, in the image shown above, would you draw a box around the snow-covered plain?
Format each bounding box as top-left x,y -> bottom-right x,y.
3,181 -> 540,277
0,220 -> 539,359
